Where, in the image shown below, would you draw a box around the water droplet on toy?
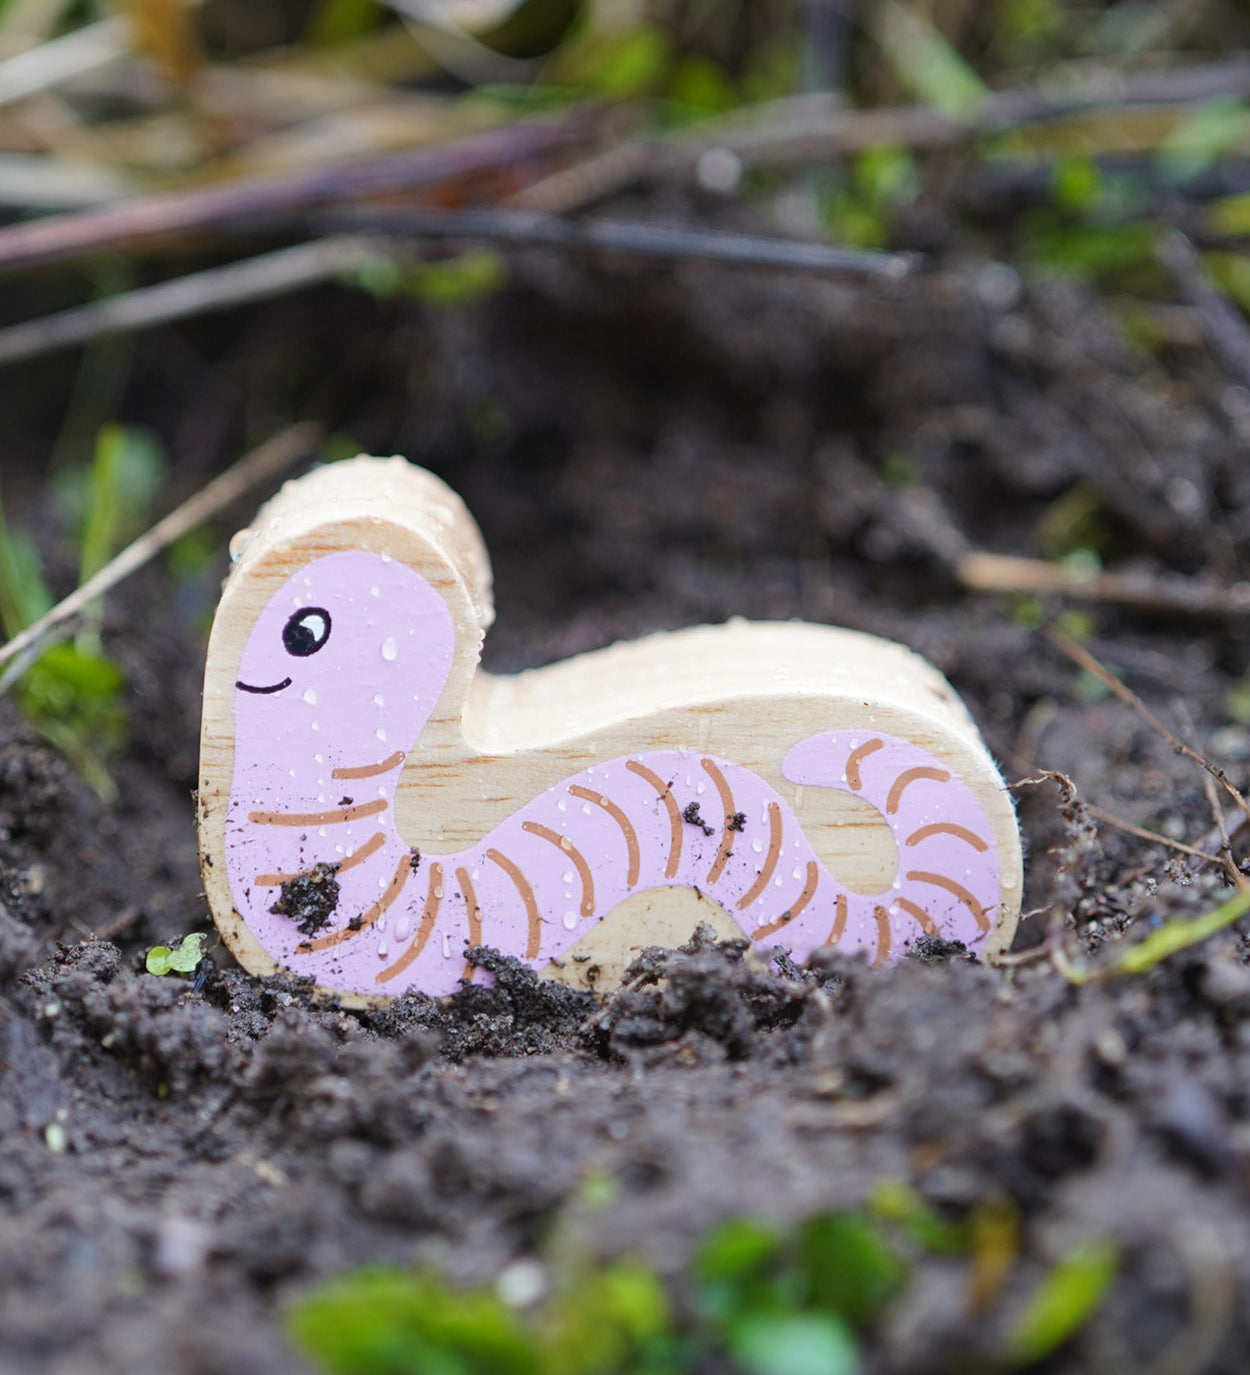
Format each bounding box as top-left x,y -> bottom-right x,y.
381,552 -> 392,563
318,827 -> 326,838
310,721 -> 319,732
379,873 -> 388,889
792,866 -> 802,881
562,911 -> 577,931
442,932 -> 452,958
377,914 -> 387,932
376,727 -> 388,742
696,781 -> 706,795
288,768 -> 296,778
377,785 -> 388,798
752,839 -> 763,853
774,875 -> 784,886
377,941 -> 388,958
556,799 -> 567,812
394,914 -> 411,942
335,845 -> 344,855
374,693 -> 385,708
303,687 -> 318,705
370,586 -> 381,598
434,886 -> 444,900
562,870 -> 574,885
314,754 -> 323,764
381,636 -> 398,661
582,804 -> 592,816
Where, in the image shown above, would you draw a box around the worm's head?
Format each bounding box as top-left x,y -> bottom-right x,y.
233,550 -> 455,761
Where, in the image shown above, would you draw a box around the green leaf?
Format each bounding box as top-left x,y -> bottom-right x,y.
0,478 -> 53,638
1109,887 -> 1250,978
541,1258 -> 671,1375
18,642 -> 127,799
873,1 -> 989,121
289,1267 -> 540,1375
796,1213 -> 906,1325
78,423 -> 168,585
1005,1241 -> 1118,1364
1157,98 -> 1250,185
729,1312 -> 860,1375
145,932 -> 206,977
869,1181 -> 968,1254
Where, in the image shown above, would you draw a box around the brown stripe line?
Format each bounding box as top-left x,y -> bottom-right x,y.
701,758 -> 737,884
906,822 -> 988,852
569,785 -> 640,887
255,830 -> 388,886
625,760 -> 682,879
299,852 -> 410,953
249,798 -> 389,827
751,861 -> 820,941
895,897 -> 938,935
737,802 -> 783,911
457,866 -> 482,982
905,870 -> 989,933
522,821 -> 595,917
487,848 -> 542,960
826,893 -> 848,946
331,750 -> 406,780
845,738 -> 884,791
885,767 -> 950,815
871,905 -> 892,967
376,862 -> 444,984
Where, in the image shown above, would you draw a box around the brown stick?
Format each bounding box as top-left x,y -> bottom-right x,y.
1045,625 -> 1250,822
0,118 -> 579,275
959,550 -> 1250,619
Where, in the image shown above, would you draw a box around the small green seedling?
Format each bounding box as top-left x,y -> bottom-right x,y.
145,932 -> 207,977
0,423 -> 170,800
1004,1240 -> 1118,1364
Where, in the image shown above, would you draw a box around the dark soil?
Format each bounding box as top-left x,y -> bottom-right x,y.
3,244 -> 1250,1373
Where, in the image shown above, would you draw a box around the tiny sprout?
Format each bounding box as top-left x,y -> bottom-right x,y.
145,932 -> 207,977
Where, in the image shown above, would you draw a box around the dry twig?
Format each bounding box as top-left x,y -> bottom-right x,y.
959,551 -> 1250,620
0,421 -> 319,684
1045,625 -> 1250,823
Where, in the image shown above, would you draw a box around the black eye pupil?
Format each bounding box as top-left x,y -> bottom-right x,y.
283,607 -> 331,657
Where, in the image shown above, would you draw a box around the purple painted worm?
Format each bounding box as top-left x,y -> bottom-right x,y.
213,518 -> 1013,998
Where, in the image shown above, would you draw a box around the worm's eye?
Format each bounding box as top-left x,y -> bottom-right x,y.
283,607 -> 331,657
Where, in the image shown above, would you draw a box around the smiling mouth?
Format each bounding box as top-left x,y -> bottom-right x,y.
236,677 -> 292,695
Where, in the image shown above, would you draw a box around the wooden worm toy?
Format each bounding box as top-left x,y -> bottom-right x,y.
199,457 -> 1022,1001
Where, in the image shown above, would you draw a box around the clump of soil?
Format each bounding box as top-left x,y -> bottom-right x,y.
3,254 -> 1250,1374
271,863 -> 342,938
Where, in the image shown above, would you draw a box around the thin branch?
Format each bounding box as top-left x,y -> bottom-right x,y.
1157,229 -> 1250,392
1087,803 -> 1243,877
958,550 -> 1250,619
0,236 -> 377,366
0,117 -> 581,274
0,421 -> 319,678
1045,625 -> 1250,822
322,205 -> 917,278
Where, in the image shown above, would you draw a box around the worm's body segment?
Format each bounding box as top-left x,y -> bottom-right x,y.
223,551 -> 1005,997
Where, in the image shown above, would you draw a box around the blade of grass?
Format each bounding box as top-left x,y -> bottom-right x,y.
1111,887 -> 1250,977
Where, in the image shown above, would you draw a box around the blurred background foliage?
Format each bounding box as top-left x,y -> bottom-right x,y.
4,0 -> 1250,788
